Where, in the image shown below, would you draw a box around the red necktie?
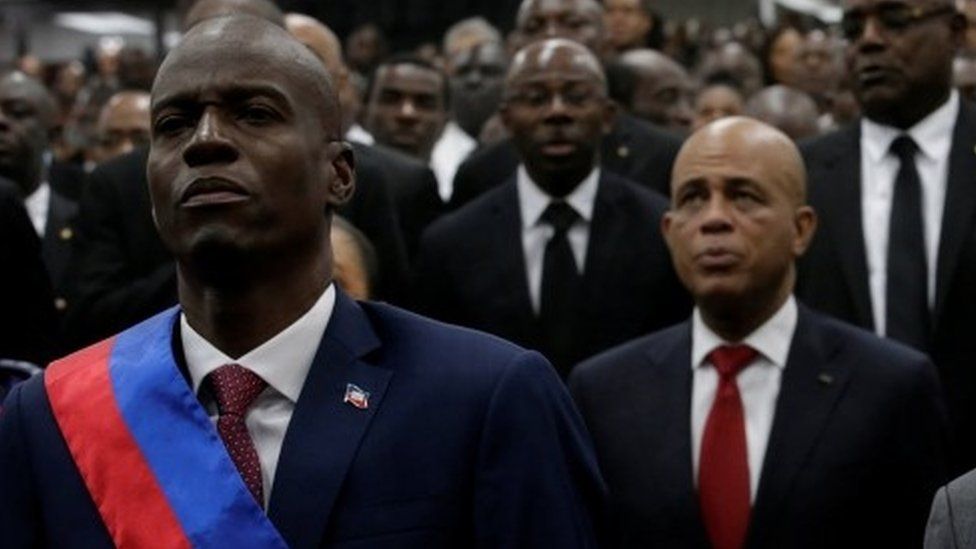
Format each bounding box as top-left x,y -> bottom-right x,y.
699,344 -> 758,549
208,363 -> 267,505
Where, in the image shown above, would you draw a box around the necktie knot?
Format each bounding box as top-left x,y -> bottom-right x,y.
890,135 -> 918,163
540,201 -> 580,235
708,345 -> 758,380
208,363 -> 267,417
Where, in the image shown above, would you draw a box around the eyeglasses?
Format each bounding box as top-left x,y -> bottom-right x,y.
840,2 -> 956,41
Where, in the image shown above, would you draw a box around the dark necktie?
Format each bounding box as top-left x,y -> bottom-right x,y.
208,363 -> 268,505
699,344 -> 757,549
886,135 -> 930,350
538,201 -> 582,374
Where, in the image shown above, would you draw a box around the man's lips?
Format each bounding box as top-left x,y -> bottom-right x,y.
696,248 -> 741,269
540,142 -> 578,156
856,65 -> 897,87
180,176 -> 250,208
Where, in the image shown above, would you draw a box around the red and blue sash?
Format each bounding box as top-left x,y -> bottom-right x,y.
45,307 -> 287,548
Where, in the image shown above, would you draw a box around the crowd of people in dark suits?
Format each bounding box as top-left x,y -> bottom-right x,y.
4,0 -> 976,546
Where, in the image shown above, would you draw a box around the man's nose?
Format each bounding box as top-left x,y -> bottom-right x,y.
700,195 -> 735,232
397,99 -> 419,120
182,108 -> 238,166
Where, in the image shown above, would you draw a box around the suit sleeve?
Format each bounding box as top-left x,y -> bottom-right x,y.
925,486 -> 957,549
895,356 -> 953,546
0,384 -> 41,548
473,351 -> 606,548
62,166 -> 176,348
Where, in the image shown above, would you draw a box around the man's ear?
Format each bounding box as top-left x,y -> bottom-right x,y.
326,141 -> 356,207
792,205 -> 818,258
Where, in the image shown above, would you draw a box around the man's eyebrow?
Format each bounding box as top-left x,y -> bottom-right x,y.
151,84 -> 294,117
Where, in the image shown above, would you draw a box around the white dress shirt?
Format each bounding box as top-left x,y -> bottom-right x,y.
517,165 -> 599,314
429,120 -> 477,202
182,284 -> 336,508
23,181 -> 50,237
860,90 -> 956,335
345,123 -> 375,145
690,296 -> 798,501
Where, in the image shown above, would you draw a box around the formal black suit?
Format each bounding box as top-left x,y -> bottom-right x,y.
0,178 -> 57,366
569,305 -> 950,549
64,145 -> 410,350
797,103 -> 976,472
449,113 -> 683,209
41,188 -> 78,314
413,171 -> 690,376
48,160 -> 85,202
357,143 -> 445,262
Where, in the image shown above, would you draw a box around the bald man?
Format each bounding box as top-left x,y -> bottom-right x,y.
615,49 -> 694,133
92,90 -> 150,164
745,85 -> 820,141
415,38 -> 689,376
0,15 -> 603,548
182,0 -> 284,29
285,12 -> 442,261
570,118 -> 949,549
449,0 -> 683,209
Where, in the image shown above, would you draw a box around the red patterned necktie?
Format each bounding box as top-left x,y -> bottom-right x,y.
699,344 -> 758,549
207,363 -> 267,505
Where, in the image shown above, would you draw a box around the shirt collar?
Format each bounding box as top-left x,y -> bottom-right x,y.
861,90 -> 959,164
517,164 -> 600,230
691,295 -> 798,370
182,283 -> 336,403
23,181 -> 50,236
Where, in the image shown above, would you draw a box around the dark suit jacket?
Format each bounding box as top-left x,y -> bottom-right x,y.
64,146 -> 410,350
41,188 -> 78,313
356,143 -> 445,262
0,291 -> 605,548
413,171 -> 691,377
449,113 -> 683,209
47,160 -> 85,202
0,178 -> 57,365
569,305 -> 950,549
797,104 -> 976,472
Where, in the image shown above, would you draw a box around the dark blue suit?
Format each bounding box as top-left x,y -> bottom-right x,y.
569,305 -> 949,549
0,290 -> 604,547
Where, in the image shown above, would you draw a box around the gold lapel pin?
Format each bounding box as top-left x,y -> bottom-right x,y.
59,227 -> 73,241
818,373 -> 834,385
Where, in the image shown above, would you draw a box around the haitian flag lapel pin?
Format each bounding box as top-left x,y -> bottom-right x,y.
343,383 -> 370,410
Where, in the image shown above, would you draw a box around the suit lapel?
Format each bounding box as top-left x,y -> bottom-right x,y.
817,125 -> 875,328
267,290 -> 391,548
636,325 -> 710,545
490,179 -> 538,337
748,307 -> 849,543
934,103 -> 976,329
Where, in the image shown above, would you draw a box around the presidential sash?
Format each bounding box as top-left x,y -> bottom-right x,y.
45,307 -> 288,549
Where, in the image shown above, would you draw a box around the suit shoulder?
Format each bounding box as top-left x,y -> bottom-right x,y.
570,323 -> 686,388
422,181 -> 510,240
945,468 -> 976,505
798,125 -> 856,160
805,309 -> 932,376
359,300 -> 540,369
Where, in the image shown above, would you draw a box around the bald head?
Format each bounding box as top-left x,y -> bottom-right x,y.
285,13 -> 344,78
95,90 -> 151,163
506,38 -> 606,93
664,116 -> 816,336
157,15 -> 339,132
675,116 -> 806,205
0,71 -> 57,194
617,49 -> 693,130
183,0 -> 284,30
745,85 -> 820,141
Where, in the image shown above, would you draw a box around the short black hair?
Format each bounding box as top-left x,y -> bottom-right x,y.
364,54 -> 451,108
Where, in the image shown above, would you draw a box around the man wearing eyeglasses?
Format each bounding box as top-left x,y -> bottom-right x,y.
797,0 -> 976,474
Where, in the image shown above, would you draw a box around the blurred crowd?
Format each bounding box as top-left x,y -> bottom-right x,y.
5,0 -> 976,545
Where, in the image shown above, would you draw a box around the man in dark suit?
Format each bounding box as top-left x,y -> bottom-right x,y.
0,70 -> 79,319
0,177 -> 57,366
284,12 -> 444,261
449,0 -> 683,209
0,16 -> 603,547
414,39 -> 689,377
796,0 -> 976,472
570,117 -> 949,549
